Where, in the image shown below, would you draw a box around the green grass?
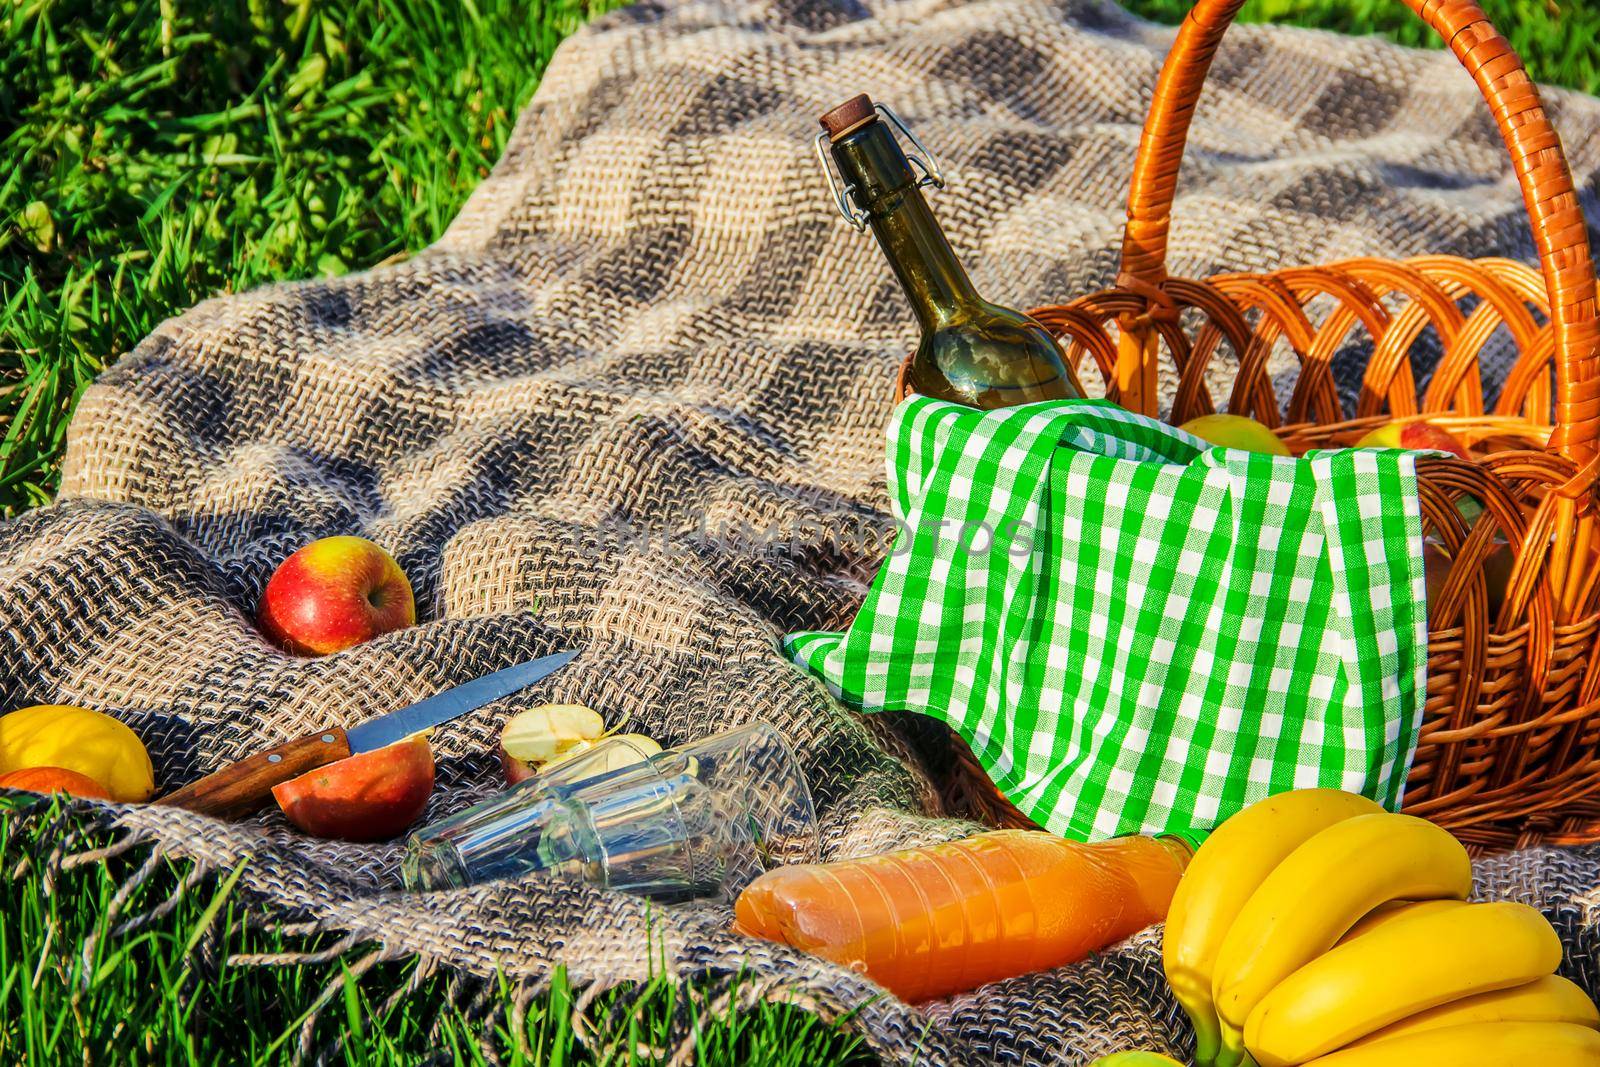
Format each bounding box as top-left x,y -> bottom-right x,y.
0,0 -> 623,513
1132,0 -> 1599,95
0,795 -> 875,1066
1,0 -> 1596,1063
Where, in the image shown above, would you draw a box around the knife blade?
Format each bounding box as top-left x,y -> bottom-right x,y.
157,649 -> 578,821
346,649 -> 577,753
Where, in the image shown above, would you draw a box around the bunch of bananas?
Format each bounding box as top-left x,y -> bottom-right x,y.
1163,789 -> 1600,1066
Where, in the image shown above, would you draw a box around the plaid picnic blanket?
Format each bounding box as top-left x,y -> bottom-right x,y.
787,397 -> 1429,841
7,0 -> 1600,1063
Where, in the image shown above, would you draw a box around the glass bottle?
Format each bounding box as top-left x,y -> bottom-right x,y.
817,94 -> 1086,408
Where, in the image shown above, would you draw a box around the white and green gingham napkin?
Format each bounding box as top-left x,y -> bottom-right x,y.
785,397 -> 1428,842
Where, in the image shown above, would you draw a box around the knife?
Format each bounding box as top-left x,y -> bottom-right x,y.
157,649 -> 578,821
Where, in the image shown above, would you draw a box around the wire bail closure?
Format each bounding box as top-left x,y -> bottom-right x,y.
813,103 -> 946,232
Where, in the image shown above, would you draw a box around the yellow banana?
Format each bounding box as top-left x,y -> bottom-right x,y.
1348,975 -> 1598,1047
1161,789 -> 1382,1067
1243,901 -> 1563,1066
1334,899 -> 1467,945
1211,812 -> 1472,1064
1303,1021 -> 1600,1066
1158,790 -> 1382,1062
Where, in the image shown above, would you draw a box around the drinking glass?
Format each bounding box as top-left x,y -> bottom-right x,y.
401,723 -> 818,902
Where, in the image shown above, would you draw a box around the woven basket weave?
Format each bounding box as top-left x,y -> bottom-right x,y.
902,0 -> 1600,849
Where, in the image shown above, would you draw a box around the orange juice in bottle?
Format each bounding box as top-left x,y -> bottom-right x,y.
734,829 -> 1190,1002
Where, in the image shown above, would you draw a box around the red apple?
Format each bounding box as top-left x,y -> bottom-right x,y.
258,535 -> 415,655
1356,420 -> 1471,460
271,735 -> 434,842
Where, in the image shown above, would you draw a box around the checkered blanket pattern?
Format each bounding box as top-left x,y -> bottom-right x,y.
787,396 -> 1428,840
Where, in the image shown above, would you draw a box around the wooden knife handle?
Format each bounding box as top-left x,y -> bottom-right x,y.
157,728 -> 352,821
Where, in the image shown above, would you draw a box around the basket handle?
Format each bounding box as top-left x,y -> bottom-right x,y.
1118,0 -> 1600,462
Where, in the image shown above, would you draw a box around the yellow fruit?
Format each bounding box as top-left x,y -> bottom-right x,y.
1163,788 -> 1383,1066
1089,1054 -> 1184,1067
1304,1021 -> 1600,1066
1335,899 -> 1467,945
1347,975 -> 1598,1046
1244,901 -> 1563,1066
1354,421 -> 1470,461
1179,414 -> 1292,457
1211,813 -> 1472,1061
500,704 -> 605,764
0,705 -> 154,802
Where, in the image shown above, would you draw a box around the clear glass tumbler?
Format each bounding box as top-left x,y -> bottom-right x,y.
401,723 -> 819,903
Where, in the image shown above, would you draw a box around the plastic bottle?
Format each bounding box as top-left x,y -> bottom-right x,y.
734,829 -> 1191,1001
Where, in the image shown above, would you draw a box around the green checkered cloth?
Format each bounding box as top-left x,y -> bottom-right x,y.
785,397 -> 1428,842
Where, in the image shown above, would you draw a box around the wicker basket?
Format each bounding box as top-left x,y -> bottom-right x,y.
905,0 -> 1600,849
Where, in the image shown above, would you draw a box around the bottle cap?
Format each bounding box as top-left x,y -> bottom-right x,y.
819,94 -> 876,141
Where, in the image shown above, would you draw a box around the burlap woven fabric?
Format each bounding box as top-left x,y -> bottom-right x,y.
7,0 -> 1600,1062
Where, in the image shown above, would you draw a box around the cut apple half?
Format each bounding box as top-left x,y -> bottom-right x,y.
272,734 -> 435,842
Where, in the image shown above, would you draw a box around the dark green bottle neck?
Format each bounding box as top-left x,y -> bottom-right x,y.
829,120 -> 981,331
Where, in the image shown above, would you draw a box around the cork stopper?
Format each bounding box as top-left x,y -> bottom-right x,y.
820,94 -> 876,141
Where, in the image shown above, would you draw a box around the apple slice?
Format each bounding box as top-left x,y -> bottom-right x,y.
501,704 -> 605,763
500,704 -> 607,783
502,747 -> 540,785
272,735 -> 434,842
545,732 -> 662,776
